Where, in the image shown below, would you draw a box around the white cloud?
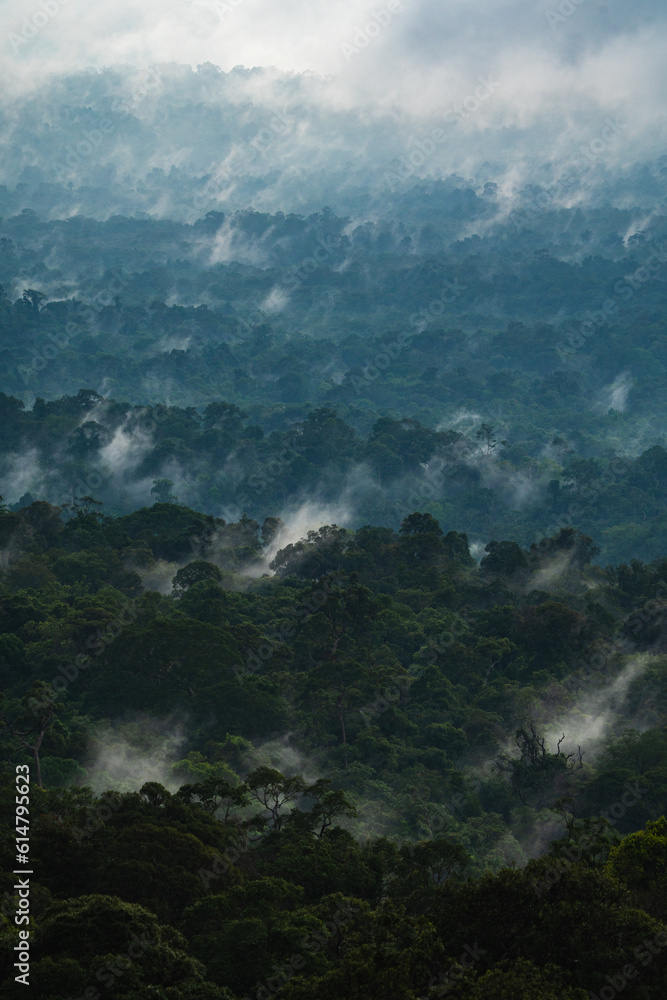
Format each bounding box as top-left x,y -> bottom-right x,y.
0,1 -> 663,220
596,371 -> 634,414
2,0 -> 665,130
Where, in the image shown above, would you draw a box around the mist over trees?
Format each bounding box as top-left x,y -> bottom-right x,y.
1,20 -> 667,998
2,498 -> 667,996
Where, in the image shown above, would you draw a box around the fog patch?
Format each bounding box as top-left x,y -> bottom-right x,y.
441,410 -> 483,435
543,654 -> 653,758
136,558 -> 182,595
253,498 -> 354,576
82,717 -> 188,794
262,286 -> 291,314
469,540 -> 487,564
0,448 -> 50,505
248,733 -> 324,787
529,550 -> 573,592
597,371 -> 633,413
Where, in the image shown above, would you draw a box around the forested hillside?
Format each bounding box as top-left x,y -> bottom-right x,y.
3,385 -> 667,568
2,497 -> 667,995
2,1 -> 667,994
2,193 -> 666,568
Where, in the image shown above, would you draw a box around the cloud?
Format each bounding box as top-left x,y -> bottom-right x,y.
83,716 -> 188,793
99,420 -> 154,475
0,448 -> 48,505
543,653 -> 653,756
1,0 -> 665,158
597,371 -> 633,413
242,498 -> 354,577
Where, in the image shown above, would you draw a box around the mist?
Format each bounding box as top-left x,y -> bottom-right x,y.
1,0 -> 666,221
542,654 -> 654,758
83,716 -> 188,794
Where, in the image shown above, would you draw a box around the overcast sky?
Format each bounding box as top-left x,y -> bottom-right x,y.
1,0 -> 665,181
2,0 -> 665,106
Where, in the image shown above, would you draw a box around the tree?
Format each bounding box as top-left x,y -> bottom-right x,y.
176,775 -> 250,819
398,512 -> 445,570
151,478 -> 178,503
0,683 -> 58,787
172,560 -> 223,595
183,878 -> 312,995
480,540 -> 528,577
270,525 -> 349,578
392,838 -> 469,912
399,512 -> 443,537
261,516 -> 285,547
529,527 -> 600,570
203,400 -> 247,432
11,894 -> 216,998
22,287 -> 46,316
291,778 -> 358,837
67,422 -> 111,458
443,530 -> 475,566
443,958 -> 589,999
496,724 -> 584,809
245,767 -> 307,830
606,817 -> 667,920
475,423 -> 501,455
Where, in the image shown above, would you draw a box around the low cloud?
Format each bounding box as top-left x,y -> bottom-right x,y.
83,717 -> 188,793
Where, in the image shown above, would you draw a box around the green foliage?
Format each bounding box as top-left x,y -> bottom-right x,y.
607,817 -> 667,920
0,500 -> 667,997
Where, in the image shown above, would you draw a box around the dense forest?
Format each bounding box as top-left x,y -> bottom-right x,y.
1,193 -> 667,567
1,11 -> 667,997
3,378 -> 667,565
2,496 -> 667,996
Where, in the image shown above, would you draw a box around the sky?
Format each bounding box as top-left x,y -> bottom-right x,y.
1,0 -> 666,128
0,0 -> 665,217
